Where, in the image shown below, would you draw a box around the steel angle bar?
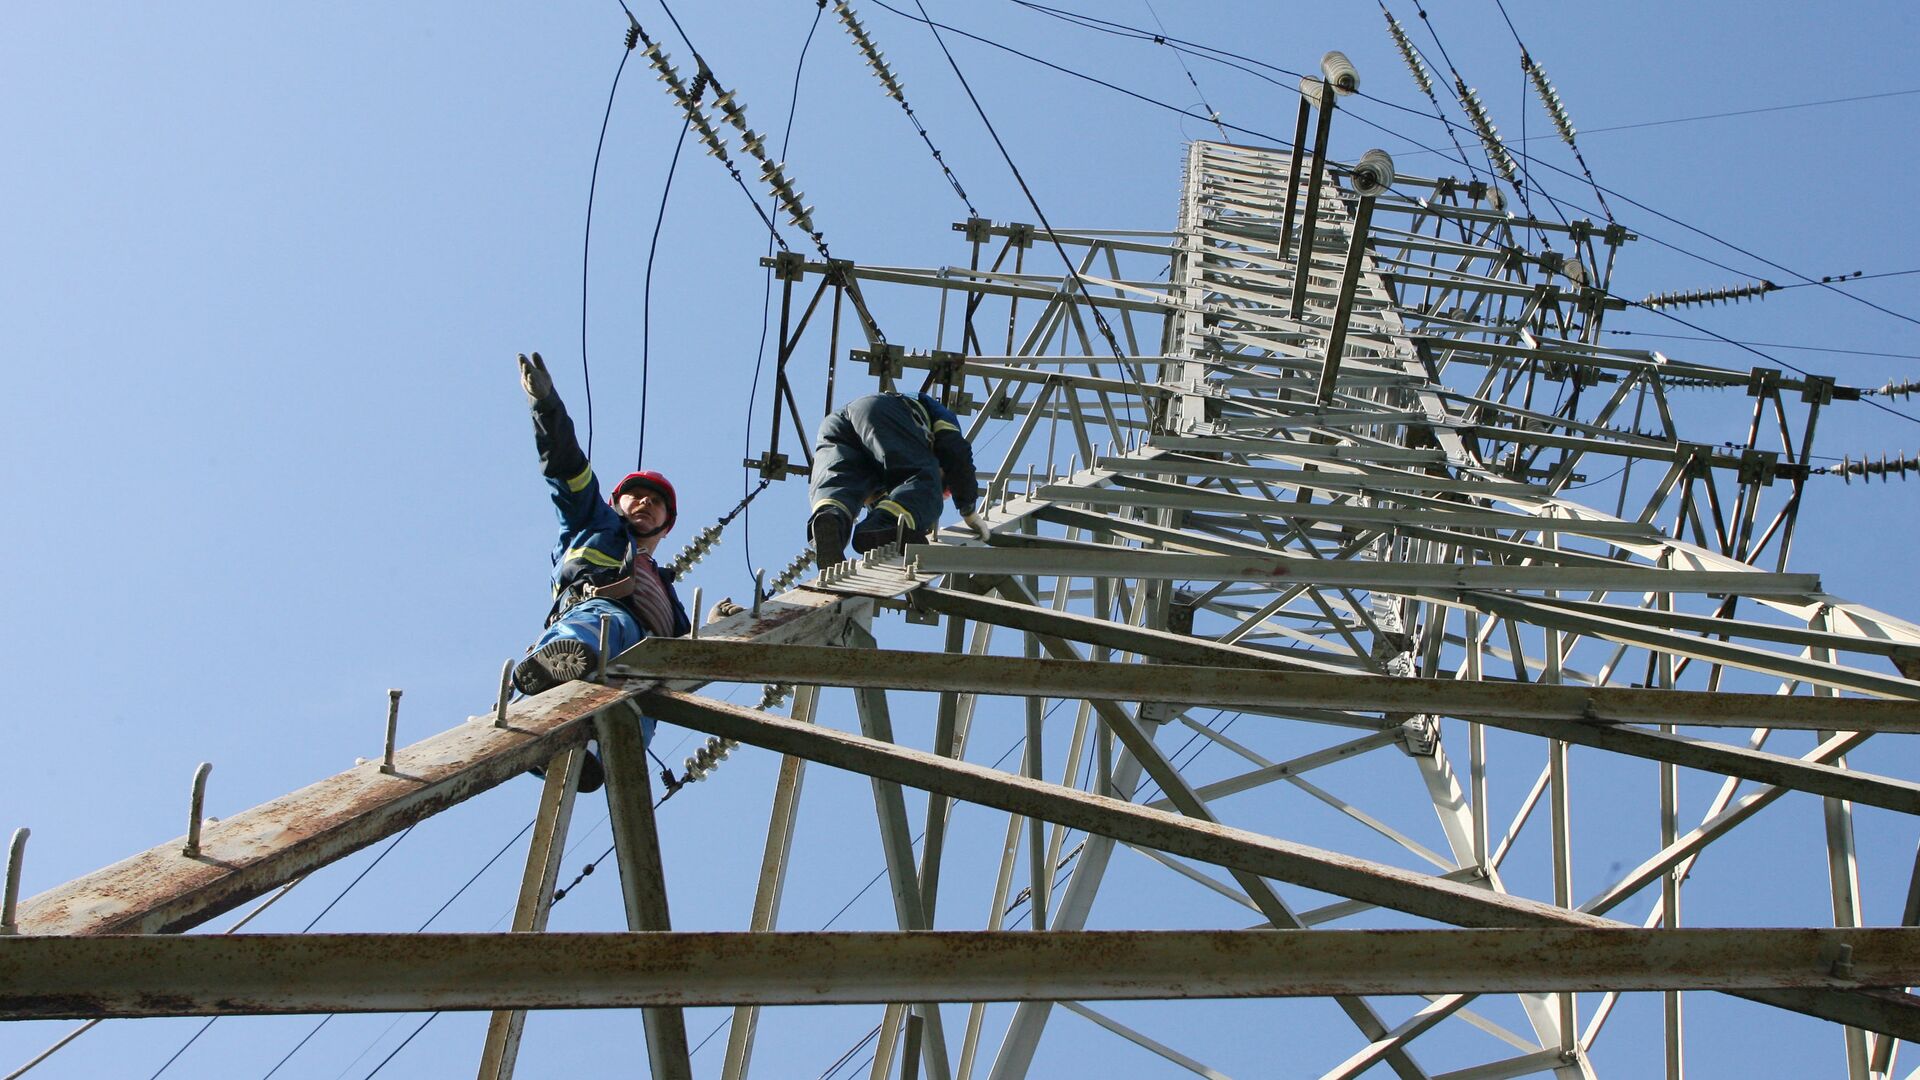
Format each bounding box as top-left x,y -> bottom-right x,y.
1096,457 -> 1552,499
1149,434 -> 1450,466
1041,486 -> 1637,538
1057,1002 -> 1231,1080
478,745 -> 588,1080
617,638 -> 1920,738
909,546 -> 1822,596
1459,591 -> 1920,701
598,702 -> 693,1080
9,928 -> 1920,1020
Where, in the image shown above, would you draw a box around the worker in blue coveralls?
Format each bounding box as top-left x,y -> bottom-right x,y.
808,389 -> 987,570
514,352 -> 690,788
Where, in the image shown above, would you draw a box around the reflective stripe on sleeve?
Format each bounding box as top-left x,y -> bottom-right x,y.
565,465 -> 595,493
563,545 -> 625,569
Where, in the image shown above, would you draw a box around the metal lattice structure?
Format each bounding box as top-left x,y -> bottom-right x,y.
6,129 -> 1920,1079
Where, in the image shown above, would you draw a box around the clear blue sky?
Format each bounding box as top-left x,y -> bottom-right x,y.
4,1 -> 1918,1077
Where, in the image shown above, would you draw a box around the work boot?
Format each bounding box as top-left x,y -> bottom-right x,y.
513,637 -> 597,695
811,508 -> 850,570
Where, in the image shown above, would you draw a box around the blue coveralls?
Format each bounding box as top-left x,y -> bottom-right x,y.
810,391 -> 980,545
528,390 -> 690,742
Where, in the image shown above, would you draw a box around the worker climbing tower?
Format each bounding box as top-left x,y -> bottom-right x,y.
6,38 -> 1919,1080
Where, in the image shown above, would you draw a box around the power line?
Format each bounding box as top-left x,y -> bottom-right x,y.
1604,329 -> 1920,361
989,0 -> 1920,332
1138,0 -> 1228,140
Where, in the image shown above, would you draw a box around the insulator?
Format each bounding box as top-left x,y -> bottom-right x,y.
1486,185 -> 1507,212
1455,80 -> 1518,185
1299,75 -> 1326,110
1320,51 -> 1360,95
1350,149 -> 1395,197
1562,257 -> 1588,286
1382,10 -> 1434,97
668,522 -> 722,577
1523,54 -> 1577,147
757,682 -> 794,711
1639,280 -> 1779,310
624,24 -> 641,51
1821,452 -> 1920,484
1870,379 -> 1920,400
767,547 -> 814,594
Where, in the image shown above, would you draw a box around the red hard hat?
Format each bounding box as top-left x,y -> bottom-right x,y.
610,470 -> 677,533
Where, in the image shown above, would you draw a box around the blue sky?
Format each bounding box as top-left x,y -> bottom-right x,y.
4,1 -> 1918,1077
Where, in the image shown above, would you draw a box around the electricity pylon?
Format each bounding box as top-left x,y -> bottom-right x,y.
7,114 -> 1920,1080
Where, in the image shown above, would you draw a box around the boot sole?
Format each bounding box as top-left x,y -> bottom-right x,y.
513,638 -> 597,695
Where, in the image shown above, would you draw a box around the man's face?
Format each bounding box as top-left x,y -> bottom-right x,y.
615,487 -> 669,536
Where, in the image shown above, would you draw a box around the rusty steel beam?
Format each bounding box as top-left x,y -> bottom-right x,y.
14,592 -> 868,937
4,928 -> 1916,1020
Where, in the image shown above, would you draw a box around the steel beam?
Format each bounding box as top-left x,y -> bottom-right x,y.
6,929 -> 1916,1019
635,690 -> 1920,1036
618,639 -> 1920,734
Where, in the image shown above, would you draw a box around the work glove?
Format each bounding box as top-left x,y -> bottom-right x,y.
518,351 -> 554,403
707,597 -> 745,625
961,510 -> 990,541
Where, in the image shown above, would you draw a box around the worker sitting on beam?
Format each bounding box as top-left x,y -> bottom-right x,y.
808,389 -> 985,570
514,352 -> 690,774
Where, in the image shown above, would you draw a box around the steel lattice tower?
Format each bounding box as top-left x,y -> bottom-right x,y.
5,132 -> 1919,1080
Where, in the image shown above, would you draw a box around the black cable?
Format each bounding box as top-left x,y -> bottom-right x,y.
638,115 -> 693,469
361,1013 -> 437,1080
240,827 -> 418,1080
744,1 -> 827,581
580,38 -> 639,461
875,0 -> 1289,147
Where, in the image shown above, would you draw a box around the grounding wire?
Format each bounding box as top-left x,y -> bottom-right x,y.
580,33 -> 642,461
900,0 -> 1157,431
742,0 -> 828,581
637,113 -> 693,469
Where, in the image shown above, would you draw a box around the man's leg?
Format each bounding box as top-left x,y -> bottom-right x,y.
809,410 -> 875,568
516,601 -> 653,794
516,599 -> 645,697
844,396 -> 944,551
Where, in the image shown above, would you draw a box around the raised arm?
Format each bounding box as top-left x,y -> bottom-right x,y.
520,352 -> 606,531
